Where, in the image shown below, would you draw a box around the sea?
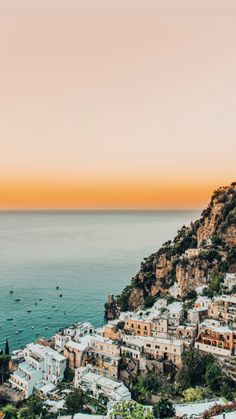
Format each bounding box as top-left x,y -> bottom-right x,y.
0,210 -> 200,351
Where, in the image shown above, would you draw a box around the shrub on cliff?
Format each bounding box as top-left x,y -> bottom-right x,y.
144,295 -> 157,308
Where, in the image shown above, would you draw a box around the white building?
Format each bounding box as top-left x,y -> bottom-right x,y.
9,343 -> 66,398
167,302 -> 183,327
75,365 -> 131,402
224,273 -> 236,291
54,333 -> 71,352
54,322 -> 95,352
196,285 -> 208,295
168,283 -> 182,299
9,362 -> 44,398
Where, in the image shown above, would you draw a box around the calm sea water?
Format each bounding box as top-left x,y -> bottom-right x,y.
0,210 -> 199,351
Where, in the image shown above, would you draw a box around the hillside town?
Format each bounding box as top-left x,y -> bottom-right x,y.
0,271 -> 236,418
1,184 -> 236,418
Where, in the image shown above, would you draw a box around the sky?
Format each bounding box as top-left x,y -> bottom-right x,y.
0,0 -> 236,209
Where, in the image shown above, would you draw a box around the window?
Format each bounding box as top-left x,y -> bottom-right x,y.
146,344 -> 151,348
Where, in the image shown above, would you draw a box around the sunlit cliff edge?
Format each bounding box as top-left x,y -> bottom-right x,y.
105,182 -> 236,319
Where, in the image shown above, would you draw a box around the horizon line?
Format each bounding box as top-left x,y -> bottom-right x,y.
0,208 -> 201,212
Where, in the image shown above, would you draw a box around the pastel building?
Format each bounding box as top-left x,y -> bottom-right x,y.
64,336 -> 92,369
208,295 -> 236,326
123,335 -> 184,367
195,323 -> 236,357
124,315 -> 152,337
9,343 -> 66,398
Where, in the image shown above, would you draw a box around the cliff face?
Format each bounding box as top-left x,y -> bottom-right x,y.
107,183 -> 236,315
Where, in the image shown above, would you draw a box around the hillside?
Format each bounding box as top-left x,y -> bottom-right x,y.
105,182 -> 236,318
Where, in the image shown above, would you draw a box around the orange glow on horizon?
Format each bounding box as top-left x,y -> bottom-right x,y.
0,176 -> 225,210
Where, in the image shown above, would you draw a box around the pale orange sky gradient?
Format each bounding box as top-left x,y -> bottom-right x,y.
0,0 -> 236,209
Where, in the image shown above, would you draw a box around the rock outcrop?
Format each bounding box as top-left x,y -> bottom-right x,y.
105,183 -> 236,317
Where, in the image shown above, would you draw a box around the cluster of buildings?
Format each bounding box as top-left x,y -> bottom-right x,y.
8,272 -> 236,412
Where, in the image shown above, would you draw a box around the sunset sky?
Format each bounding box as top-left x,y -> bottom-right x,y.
0,0 -> 236,209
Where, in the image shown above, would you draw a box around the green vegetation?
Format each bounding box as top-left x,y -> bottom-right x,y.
132,373 -> 160,402
63,367 -> 75,382
176,349 -> 236,400
153,398 -> 175,419
110,400 -> 154,419
1,396 -> 44,419
65,388 -> 86,414
116,320 -> 125,330
2,404 -> 18,419
208,272 -> 222,294
5,339 -> 10,355
176,350 -> 215,389
0,352 -> 11,384
182,387 -> 207,402
144,295 -> 157,309
116,285 -> 132,311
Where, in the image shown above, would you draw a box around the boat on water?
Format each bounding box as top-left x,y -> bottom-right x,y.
26,310 -> 32,313
18,329 -> 23,333
14,298 -> 21,302
39,298 -> 43,301
56,286 -> 59,290
7,318 -> 13,321
31,326 -> 34,329
52,305 -> 56,308
9,290 -> 14,294
59,294 -> 63,298
15,331 -> 18,334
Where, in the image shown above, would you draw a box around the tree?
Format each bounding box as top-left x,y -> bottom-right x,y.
5,339 -> 10,355
64,367 -> 75,382
133,373 -> 160,402
65,388 -> 86,414
17,407 -> 31,419
153,398 -> 175,418
0,353 -> 11,383
176,350 -> 214,390
209,273 -> 222,295
2,404 -> 17,419
205,363 -> 222,391
26,395 -> 44,416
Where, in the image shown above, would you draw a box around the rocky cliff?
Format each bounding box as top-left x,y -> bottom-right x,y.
105,182 -> 236,318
